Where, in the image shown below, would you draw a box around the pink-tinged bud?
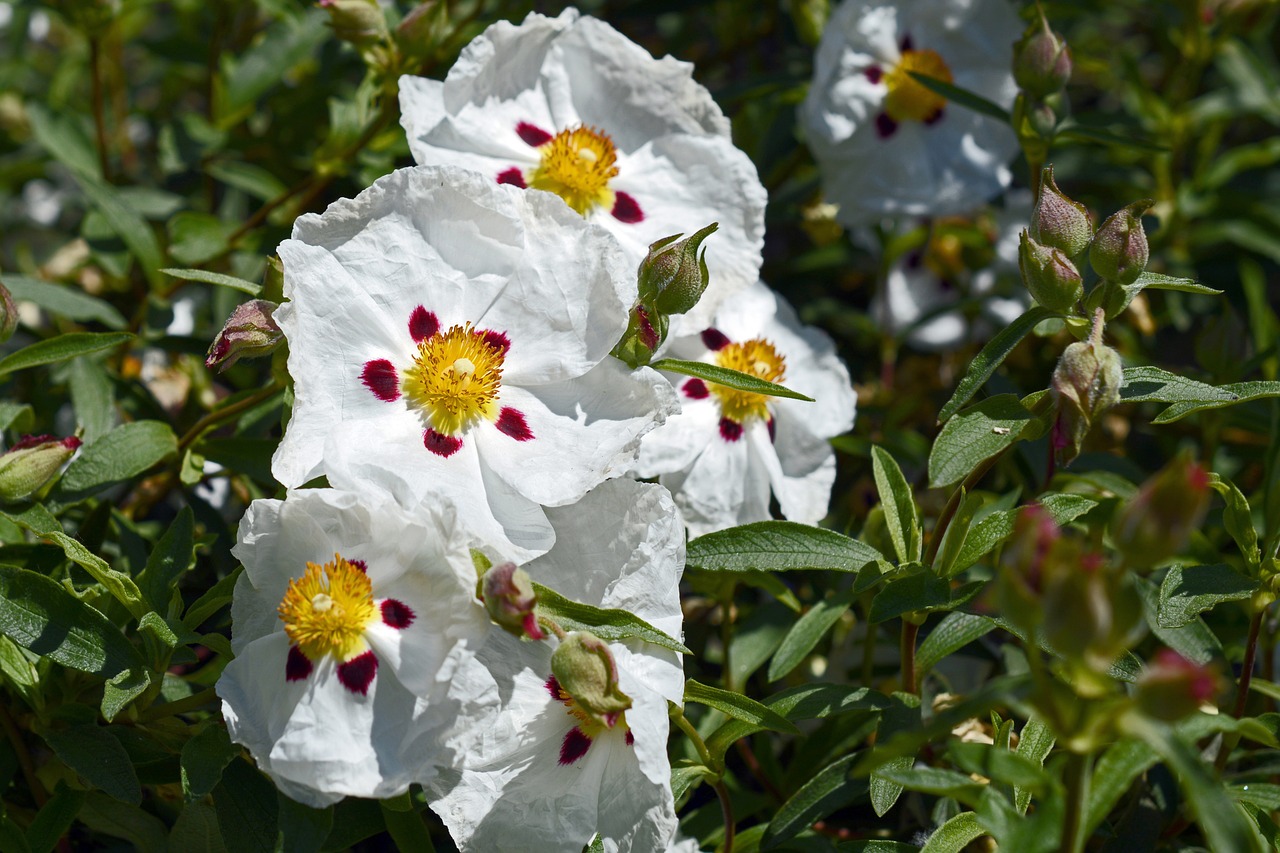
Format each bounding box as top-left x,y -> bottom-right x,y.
639,222 -> 718,316
1111,454 -> 1212,569
1019,230 -> 1083,313
1051,339 -> 1123,465
550,632 -> 632,730
1089,200 -> 1152,285
1135,649 -> 1222,721
478,562 -> 543,641
1041,546 -> 1146,676
318,0 -> 388,46
996,504 -> 1060,633
1012,14 -> 1072,99
0,435 -> 82,502
1031,166 -> 1092,257
206,300 -> 282,372
611,303 -> 668,369
0,280 -> 16,344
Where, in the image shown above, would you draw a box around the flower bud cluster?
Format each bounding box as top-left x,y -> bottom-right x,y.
1011,8 -> 1071,141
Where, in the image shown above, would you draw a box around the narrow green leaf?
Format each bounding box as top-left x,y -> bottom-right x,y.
183,567 -> 242,630
762,754 -> 864,850
74,176 -> 165,288
876,765 -> 985,806
0,332 -> 132,377
1208,474 -> 1261,571
57,420 -> 178,496
26,785 -> 86,853
139,508 -> 196,616
652,358 -> 814,402
1,275 -> 126,329
952,494 -> 1098,575
68,356 -> 115,445
205,161 -> 288,202
34,529 -> 147,619
869,694 -> 922,817
920,812 -> 986,853
0,401 -> 34,434
687,521 -> 882,574
101,667 -> 151,723
871,446 -> 920,563
1126,271 -> 1222,297
182,725 -> 238,801
160,268 -> 262,297
934,490 -> 984,578
947,741 -> 1050,795
868,572 -> 950,623
768,588 -> 857,681
43,725 -> 141,805
1014,718 -> 1055,813
1054,122 -> 1167,152
213,759 -> 279,853
928,396 -> 1035,488
906,72 -> 1010,122
684,679 -> 800,734
1157,563 -> 1255,628
1139,576 -> 1222,664
533,583 -> 689,654
916,612 -> 995,681
167,213 -> 237,267
938,306 -> 1058,423
1121,366 -> 1280,423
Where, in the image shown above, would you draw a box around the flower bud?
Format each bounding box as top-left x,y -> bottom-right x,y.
639,222 -> 718,316
0,280 -> 17,344
788,0 -> 829,46
206,300 -> 282,372
1111,453 -> 1211,569
1042,550 -> 1145,678
1051,339 -> 1123,466
550,632 -> 632,730
611,303 -> 667,369
1030,166 -> 1092,256
0,435 -> 82,502
1012,15 -> 1072,99
1089,200 -> 1152,285
318,0 -> 388,47
995,504 -> 1059,634
478,561 -> 544,641
1019,230 -> 1083,313
1135,649 -> 1222,722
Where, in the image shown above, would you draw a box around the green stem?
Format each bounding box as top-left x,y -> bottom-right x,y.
1061,750 -> 1092,853
713,779 -> 736,853
720,594 -> 736,693
670,705 -> 715,770
1215,606 -> 1266,773
138,687 -> 217,722
177,383 -> 284,453
901,619 -> 919,694
860,612 -> 877,688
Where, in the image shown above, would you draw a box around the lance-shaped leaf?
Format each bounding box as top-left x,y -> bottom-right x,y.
160,267 -> 262,297
652,358 -> 814,402
684,679 -> 799,733
0,332 -> 133,378
686,520 -> 882,574
762,753 -> 865,849
907,72 -> 1011,122
1157,563 -> 1256,628
938,306 -> 1058,423
533,583 -> 689,654
43,725 -> 141,805
768,587 -> 857,681
1207,474 -> 1261,572
2,275 -> 127,329
871,446 -> 920,564
928,395 -> 1043,488
1121,366 -> 1280,423
916,612 -> 996,681
921,811 -> 988,853
57,420 -> 178,497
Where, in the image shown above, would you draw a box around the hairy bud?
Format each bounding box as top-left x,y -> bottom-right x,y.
1030,166 -> 1092,256
995,504 -> 1060,634
206,300 -> 282,372
550,632 -> 632,730
1051,339 -> 1123,466
1111,453 -> 1211,569
318,0 -> 388,47
1013,14 -> 1072,99
1089,200 -> 1152,285
1042,549 -> 1145,679
0,435 -> 82,502
639,223 -> 719,316
478,561 -> 543,641
1019,230 -> 1083,312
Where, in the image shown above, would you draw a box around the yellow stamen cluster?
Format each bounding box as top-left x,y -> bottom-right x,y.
712,338 -> 787,424
277,555 -> 377,663
884,49 -> 953,123
551,678 -> 629,740
528,125 -> 619,216
403,324 -> 505,435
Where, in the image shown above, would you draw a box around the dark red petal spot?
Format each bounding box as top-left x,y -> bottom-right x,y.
481,329 -> 511,356
285,646 -> 313,682
559,728 -> 593,765
361,359 -> 400,402
408,306 -> 439,342
497,167 -> 527,188
337,651 -> 378,696
899,34 -> 914,52
701,328 -> 731,351
611,192 -> 644,224
349,559 -> 368,573
496,407 -> 534,441
424,429 -> 464,458
875,113 -> 898,139
625,730 -> 635,746
924,107 -> 945,126
719,418 -> 744,442
767,417 -> 777,443
381,598 -> 416,629
516,121 -> 553,147
546,675 -> 563,699
863,64 -> 883,84
683,378 -> 710,400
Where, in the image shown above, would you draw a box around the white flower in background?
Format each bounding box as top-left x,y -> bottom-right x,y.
431,478 -> 685,853
801,0 -> 1022,226
634,281 -> 857,537
398,8 -> 767,329
217,488 -> 490,807
272,167 -> 677,559
873,193 -> 1031,350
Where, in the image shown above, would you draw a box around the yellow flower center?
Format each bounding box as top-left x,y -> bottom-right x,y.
403,324 -> 504,436
528,125 -> 619,216
277,555 -> 377,663
712,338 -> 787,423
884,49 -> 952,122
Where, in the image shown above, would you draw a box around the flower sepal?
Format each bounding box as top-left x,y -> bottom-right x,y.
206,300 -> 282,372
0,434 -> 82,503
1090,199 -> 1153,285
550,631 -> 633,730
478,561 -> 544,641
1018,230 -> 1083,313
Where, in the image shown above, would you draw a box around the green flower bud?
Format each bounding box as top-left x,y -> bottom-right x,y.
638,222 -> 718,316
1111,453 -> 1211,569
318,0 -> 388,47
1012,14 -> 1072,99
0,281 -> 16,345
1019,230 -> 1083,313
610,303 -> 668,369
1050,339 -> 1123,466
1135,649 -> 1221,722
550,632 -> 632,730
788,0 -> 829,46
206,300 -> 282,372
1089,200 -> 1151,285
1026,100 -> 1059,138
0,435 -> 82,502
1030,166 -> 1092,256
478,561 -> 543,641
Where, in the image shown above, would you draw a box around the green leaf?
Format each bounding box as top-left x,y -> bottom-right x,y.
277,795 -> 332,853
78,791 -> 167,852
928,396 -> 1036,488
24,105 -> 101,180
1208,474 -> 1261,571
139,508 -> 196,616
68,356 -> 116,444
0,332 -> 132,378
168,800 -> 228,853
58,420 -> 178,496
167,213 -> 238,267
0,401 -> 34,434
380,804 -> 435,853
916,612 -> 995,681
219,12 -> 329,118
1014,718 -> 1055,814
1,275 -> 126,329
160,268 -> 262,297
875,766 -> 985,806
183,567 -> 242,630
938,306 -> 1058,423
43,725 -> 141,805
1139,576 -> 1222,664
952,494 -> 1099,575
532,583 -> 689,654
26,785 -> 86,853
101,667 -> 152,723
1157,563 -> 1255,628
871,446 -> 920,563
73,175 -> 165,288
768,588 -> 856,681
1125,270 -> 1222,298
205,161 -> 289,202
947,741 -> 1050,795
920,811 -> 987,853
933,490 -> 985,578
762,754 -> 864,850
1054,121 -> 1167,152
868,571 -> 951,623
684,679 -> 800,734
869,694 -> 921,817
687,521 -> 882,574
213,759 -> 278,853
652,358 -> 814,402
182,725 -> 238,801
1121,366 -> 1280,423
906,72 -> 1010,122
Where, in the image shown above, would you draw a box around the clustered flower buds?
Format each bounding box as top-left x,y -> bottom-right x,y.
1111,453 -> 1211,569
995,503 -> 1060,634
205,300 -> 282,372
0,434 -> 81,502
1089,199 -> 1152,285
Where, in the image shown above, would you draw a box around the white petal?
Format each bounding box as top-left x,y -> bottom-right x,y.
632,393 -> 719,479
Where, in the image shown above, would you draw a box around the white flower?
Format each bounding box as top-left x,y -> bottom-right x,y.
634,280 -> 856,537
398,8 -> 767,329
872,193 -> 1030,351
217,488 -> 490,807
272,166 -> 677,559
430,478 -> 685,853
801,0 -> 1022,226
